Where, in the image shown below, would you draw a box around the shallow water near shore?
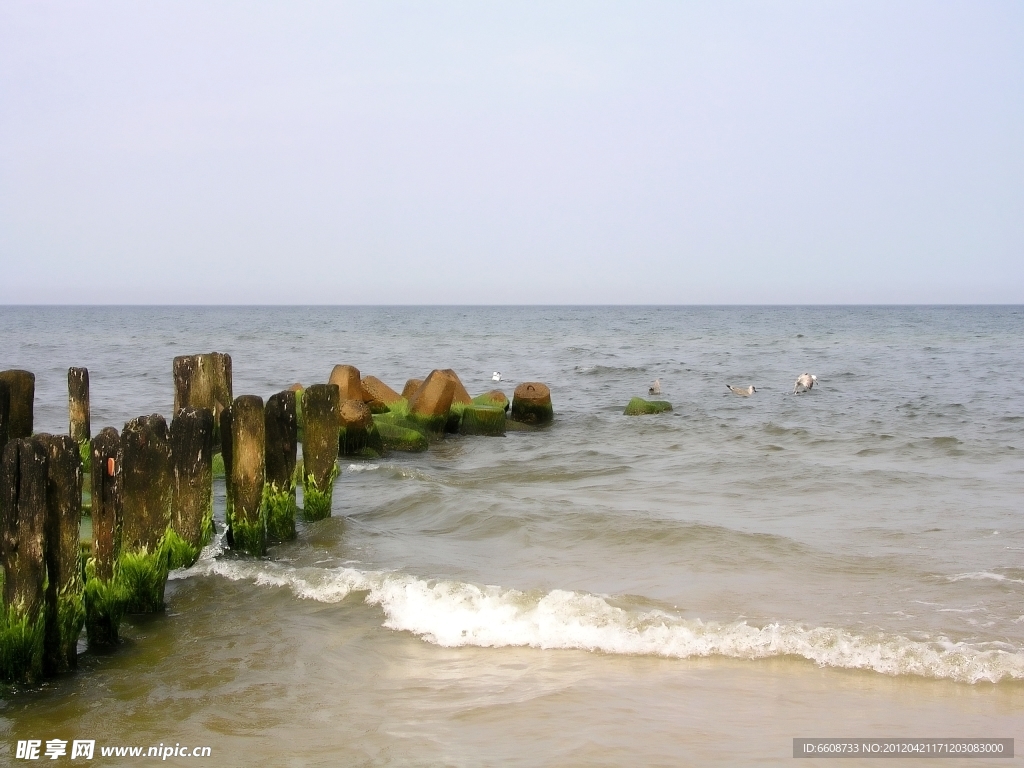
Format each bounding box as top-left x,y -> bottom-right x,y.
1,305 -> 1023,765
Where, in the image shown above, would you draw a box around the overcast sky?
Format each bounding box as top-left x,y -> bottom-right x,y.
1,2 -> 1021,304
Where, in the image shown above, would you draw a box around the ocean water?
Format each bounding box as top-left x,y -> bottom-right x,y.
1,305 -> 1022,766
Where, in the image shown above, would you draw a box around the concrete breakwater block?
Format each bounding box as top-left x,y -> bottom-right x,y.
510,382 -> 553,425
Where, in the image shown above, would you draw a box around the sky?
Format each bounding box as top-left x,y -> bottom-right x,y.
1,1 -> 1021,305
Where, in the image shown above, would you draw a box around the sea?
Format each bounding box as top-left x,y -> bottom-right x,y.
0,305 -> 1022,766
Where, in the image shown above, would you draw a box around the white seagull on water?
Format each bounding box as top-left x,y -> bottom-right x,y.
793,373 -> 817,393
649,378 -> 661,395
727,384 -> 756,396
492,372 -> 501,382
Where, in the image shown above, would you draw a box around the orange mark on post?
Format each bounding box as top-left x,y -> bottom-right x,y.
107,457 -> 116,476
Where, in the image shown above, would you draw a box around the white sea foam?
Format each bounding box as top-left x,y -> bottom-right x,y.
346,463 -> 380,472
183,558 -> 1024,684
948,572 -> 1024,585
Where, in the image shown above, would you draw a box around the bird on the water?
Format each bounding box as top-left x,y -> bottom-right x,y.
649,378 -> 661,395
727,384 -> 756,396
492,372 -> 501,382
793,373 -> 817,393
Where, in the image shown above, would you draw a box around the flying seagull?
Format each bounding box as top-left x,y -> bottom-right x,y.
649,378 -> 661,396
727,384 -> 756,396
793,373 -> 817,393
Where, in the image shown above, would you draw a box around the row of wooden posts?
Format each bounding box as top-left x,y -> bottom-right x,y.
0,357 -> 553,684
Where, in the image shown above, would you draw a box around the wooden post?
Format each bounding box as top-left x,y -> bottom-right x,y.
120,415 -> 172,613
300,384 -> 339,521
172,353 -> 232,448
0,380 -> 10,450
264,391 -> 297,542
0,438 -> 48,683
39,434 -> 85,675
220,404 -> 234,521
85,428 -> 123,647
68,367 -> 91,445
227,396 -> 265,556
168,408 -> 214,569
0,370 -> 35,440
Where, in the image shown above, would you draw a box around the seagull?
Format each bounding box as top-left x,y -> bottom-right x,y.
492,372 -> 501,382
727,384 -> 756,396
793,373 -> 817,393
649,378 -> 661,396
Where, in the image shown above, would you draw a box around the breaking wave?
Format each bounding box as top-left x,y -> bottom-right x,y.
179,556 -> 1024,685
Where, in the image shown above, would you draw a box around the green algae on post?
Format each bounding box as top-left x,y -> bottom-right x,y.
85,428 -> 123,647
0,438 -> 48,683
301,384 -> 340,521
264,391 -> 298,542
120,415 -> 173,613
623,397 -> 673,415
227,396 -> 266,556
168,407 -> 214,569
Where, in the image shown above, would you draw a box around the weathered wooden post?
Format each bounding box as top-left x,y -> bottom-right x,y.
120,415 -> 172,613
68,367 -> 90,453
39,435 -> 85,675
300,384 -> 339,521
172,353 -> 232,447
0,370 -> 35,440
0,380 -> 10,450
510,382 -> 554,425
85,428 -> 123,647
0,438 -> 48,683
227,396 -> 265,556
168,408 -> 214,569
264,391 -> 297,542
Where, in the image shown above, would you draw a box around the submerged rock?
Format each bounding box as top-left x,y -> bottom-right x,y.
459,404 -> 506,436
623,397 -> 673,415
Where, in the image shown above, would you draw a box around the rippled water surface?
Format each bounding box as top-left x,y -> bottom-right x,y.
1,305 -> 1023,766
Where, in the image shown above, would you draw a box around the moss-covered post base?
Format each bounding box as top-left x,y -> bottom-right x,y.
0,370 -> 35,440
227,396 -> 266,556
0,438 -> 48,683
623,398 -> 673,415
264,392 -> 297,541
39,435 -> 85,675
85,428 -> 123,648
120,416 -> 172,614
511,382 -> 554,425
301,384 -> 339,521
168,408 -> 214,569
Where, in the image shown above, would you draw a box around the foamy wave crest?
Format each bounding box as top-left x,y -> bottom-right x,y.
184,558 -> 1024,684
948,572 -> 1024,585
181,556 -> 373,602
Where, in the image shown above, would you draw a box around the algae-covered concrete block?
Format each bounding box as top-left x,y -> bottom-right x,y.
623,398 -> 673,415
